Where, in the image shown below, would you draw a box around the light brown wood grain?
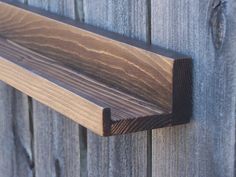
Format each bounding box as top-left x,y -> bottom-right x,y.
0,51 -> 105,134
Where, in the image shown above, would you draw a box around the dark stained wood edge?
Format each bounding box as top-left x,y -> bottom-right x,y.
102,108 -> 112,136
0,1 -> 192,136
172,59 -> 192,124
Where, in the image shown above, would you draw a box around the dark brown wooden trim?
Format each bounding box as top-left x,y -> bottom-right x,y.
0,1 -> 192,136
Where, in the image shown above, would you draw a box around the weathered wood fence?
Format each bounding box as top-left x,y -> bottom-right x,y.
0,0 -> 235,177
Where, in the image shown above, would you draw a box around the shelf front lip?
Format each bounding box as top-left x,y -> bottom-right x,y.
0,56 -> 107,135
0,56 -> 173,136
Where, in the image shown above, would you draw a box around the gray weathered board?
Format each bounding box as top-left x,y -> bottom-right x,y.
0,0 -> 235,177
151,0 -> 236,177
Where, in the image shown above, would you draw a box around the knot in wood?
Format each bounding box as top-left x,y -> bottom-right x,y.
210,0 -> 227,50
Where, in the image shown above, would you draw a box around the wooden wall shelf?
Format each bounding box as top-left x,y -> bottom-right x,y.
0,1 -> 192,136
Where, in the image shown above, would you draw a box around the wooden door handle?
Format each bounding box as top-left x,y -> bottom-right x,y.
0,1 -> 192,136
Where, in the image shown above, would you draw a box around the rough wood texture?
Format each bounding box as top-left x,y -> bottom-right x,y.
27,0 -> 84,177
151,0 -> 236,177
32,101 -> 82,177
0,82 -> 33,177
84,0 -> 149,176
0,1 -> 192,135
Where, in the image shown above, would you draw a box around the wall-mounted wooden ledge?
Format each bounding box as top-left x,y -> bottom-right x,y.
0,1 -> 192,136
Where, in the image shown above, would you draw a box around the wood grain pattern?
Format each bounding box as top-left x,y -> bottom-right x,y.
151,0 -> 236,177
0,1 -> 192,135
32,101 -> 82,177
84,0 -> 149,176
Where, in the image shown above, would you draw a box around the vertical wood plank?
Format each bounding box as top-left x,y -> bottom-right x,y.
28,0 -> 49,10
84,0 -> 148,40
27,0 -> 85,176
32,102 -> 82,177
151,0 -> 236,177
13,0 -> 27,3
83,1 -> 149,176
0,82 -> 33,177
49,0 -> 75,19
75,0 -> 84,21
